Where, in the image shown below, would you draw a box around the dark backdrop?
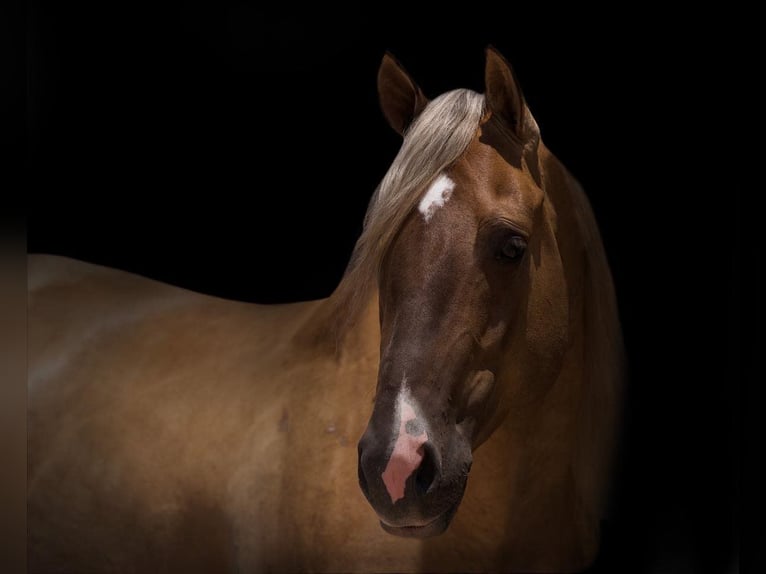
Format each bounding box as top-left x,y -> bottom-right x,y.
28,4 -> 741,573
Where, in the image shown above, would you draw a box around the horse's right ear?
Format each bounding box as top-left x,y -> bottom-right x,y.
378,52 -> 429,136
484,46 -> 529,139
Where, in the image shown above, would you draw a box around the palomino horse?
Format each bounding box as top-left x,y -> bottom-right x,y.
28,47 -> 624,573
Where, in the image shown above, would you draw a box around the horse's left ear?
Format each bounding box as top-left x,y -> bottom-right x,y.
484,46 -> 531,139
378,52 -> 429,136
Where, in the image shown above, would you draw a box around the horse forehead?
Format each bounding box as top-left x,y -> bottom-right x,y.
388,136 -> 539,264
413,136 -> 519,225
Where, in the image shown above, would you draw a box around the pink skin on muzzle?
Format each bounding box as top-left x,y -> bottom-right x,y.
381,401 -> 428,504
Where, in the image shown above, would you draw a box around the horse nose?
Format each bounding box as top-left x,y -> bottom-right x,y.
357,428 -> 440,506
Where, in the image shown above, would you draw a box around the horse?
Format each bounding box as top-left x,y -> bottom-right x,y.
28,47 -> 624,573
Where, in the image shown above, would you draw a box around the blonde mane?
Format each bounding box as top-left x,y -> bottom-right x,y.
328,89 -> 486,333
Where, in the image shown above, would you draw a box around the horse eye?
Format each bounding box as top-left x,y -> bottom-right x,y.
496,235 -> 527,262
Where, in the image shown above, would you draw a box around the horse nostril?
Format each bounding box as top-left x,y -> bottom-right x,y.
415,446 -> 437,496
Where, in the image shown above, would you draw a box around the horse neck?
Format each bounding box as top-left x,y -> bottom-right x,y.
536,143 -> 625,519
291,288 -> 381,364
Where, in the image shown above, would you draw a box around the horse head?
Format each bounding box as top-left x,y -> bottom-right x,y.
356,47 -> 572,538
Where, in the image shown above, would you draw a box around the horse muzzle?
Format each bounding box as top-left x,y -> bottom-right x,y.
357,414 -> 472,538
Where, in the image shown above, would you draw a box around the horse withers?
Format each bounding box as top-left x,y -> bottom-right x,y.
28,47 -> 623,572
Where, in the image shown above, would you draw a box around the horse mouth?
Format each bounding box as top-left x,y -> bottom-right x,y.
378,503 -> 459,538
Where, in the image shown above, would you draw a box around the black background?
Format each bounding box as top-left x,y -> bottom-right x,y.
28,4 -> 742,573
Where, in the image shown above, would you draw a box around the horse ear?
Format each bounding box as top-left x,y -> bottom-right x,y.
484,46 -> 528,138
378,52 -> 429,136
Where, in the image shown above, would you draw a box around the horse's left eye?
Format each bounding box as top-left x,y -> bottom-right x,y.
496,235 -> 527,262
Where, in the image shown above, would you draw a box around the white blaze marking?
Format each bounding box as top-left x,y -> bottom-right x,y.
381,382 -> 429,504
418,174 -> 455,222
